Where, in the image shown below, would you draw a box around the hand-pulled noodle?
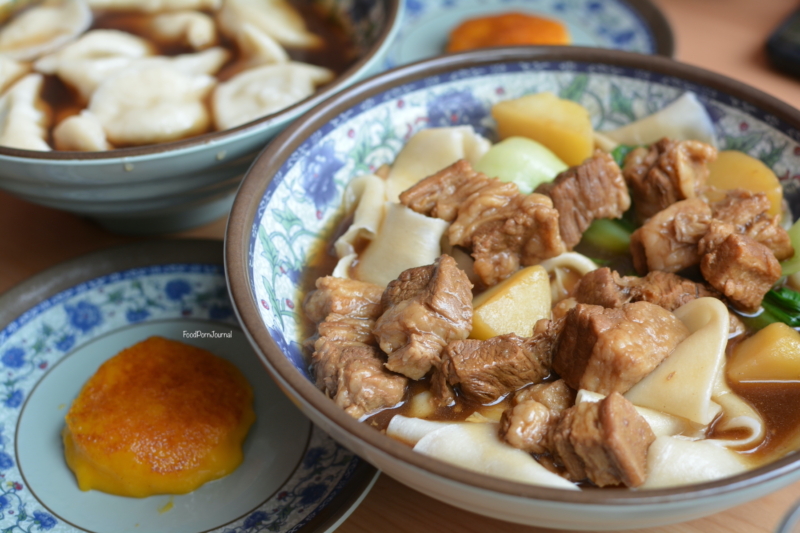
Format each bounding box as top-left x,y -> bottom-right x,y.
625,297 -> 728,425
334,174 -> 388,258
352,203 -> 450,287
0,74 -> 51,151
641,436 -> 750,489
0,0 -> 91,61
538,252 -> 598,303
385,126 -> 491,202
413,421 -> 579,490
603,92 -> 717,148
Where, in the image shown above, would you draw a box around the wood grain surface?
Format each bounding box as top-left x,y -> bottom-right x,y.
1,0 -> 799,531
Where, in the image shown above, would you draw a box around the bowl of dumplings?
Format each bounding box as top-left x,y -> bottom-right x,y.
0,0 -> 401,233
226,46 -> 800,530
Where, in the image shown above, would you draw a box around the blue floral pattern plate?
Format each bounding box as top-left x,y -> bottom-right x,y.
0,241 -> 377,533
383,0 -> 674,68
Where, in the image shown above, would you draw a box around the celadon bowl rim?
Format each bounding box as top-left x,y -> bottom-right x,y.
0,0 -> 402,163
226,46 -> 800,508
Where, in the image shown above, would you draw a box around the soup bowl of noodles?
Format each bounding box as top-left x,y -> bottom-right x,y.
0,0 -> 401,233
226,46 -> 800,529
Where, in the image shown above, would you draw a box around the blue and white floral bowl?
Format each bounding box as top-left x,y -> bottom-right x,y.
226,47 -> 800,530
0,0 -> 401,235
0,240 -> 377,533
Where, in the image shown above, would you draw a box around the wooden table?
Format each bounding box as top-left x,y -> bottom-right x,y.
2,0 -> 800,531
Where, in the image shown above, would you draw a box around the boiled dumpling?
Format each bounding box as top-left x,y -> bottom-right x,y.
212,62 -> 333,130
0,74 -> 51,151
138,47 -> 230,76
217,0 -> 322,49
149,11 -> 217,49
0,0 -> 92,61
89,65 -> 214,145
34,30 -> 155,101
0,56 -> 30,94
236,23 -> 289,67
53,110 -> 110,151
86,0 -> 221,12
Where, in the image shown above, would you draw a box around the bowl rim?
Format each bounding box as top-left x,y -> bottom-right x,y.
226,45 -> 800,505
0,0 -> 402,162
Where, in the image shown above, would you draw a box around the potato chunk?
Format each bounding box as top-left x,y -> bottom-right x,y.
727,322 -> 800,382
492,92 -> 594,166
470,265 -> 550,340
707,150 -> 783,216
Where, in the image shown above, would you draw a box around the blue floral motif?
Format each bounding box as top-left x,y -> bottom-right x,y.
301,140 -> 345,211
4,390 -> 23,408
303,447 -> 326,469
299,483 -> 328,506
165,279 -> 192,301
32,511 -> 57,531
208,305 -> 233,320
612,30 -> 636,46
1,348 -> 24,369
125,309 -> 150,323
0,452 -> 13,470
405,0 -> 424,15
242,511 -> 267,529
65,301 -> 102,333
0,495 -> 8,512
55,334 -> 75,352
426,89 -> 488,130
268,326 -> 303,370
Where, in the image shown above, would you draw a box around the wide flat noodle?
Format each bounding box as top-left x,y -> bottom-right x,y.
710,366 -> 765,449
0,74 -> 51,151
386,415 -> 461,446
334,174 -> 387,258
625,297 -> 727,425
385,126 -> 491,202
641,436 -> 750,489
354,203 -> 450,287
413,422 -> 578,490
538,252 -> 598,303
0,0 -> 91,61
603,92 -> 717,147
217,0 -> 321,49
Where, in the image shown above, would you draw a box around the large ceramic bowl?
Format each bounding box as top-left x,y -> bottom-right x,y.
226,47 -> 800,530
0,0 -> 401,234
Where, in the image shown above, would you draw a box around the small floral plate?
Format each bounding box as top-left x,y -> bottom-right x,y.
0,240 -> 377,533
383,0 -> 674,69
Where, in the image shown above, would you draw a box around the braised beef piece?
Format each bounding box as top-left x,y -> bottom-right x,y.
552,302 -> 690,395
440,319 -> 560,404
303,277 -> 407,419
710,189 -> 794,261
373,255 -> 473,380
536,151 -> 630,250
623,138 -> 717,223
551,392 -> 655,487
499,380 -> 573,454
630,198 -> 712,275
574,267 -> 717,311
399,160 -> 565,286
311,339 -> 407,419
699,229 -> 783,312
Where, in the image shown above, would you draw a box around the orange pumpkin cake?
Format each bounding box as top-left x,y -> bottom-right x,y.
63,336 -> 255,498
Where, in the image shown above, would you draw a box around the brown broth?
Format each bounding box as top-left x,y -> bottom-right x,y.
25,2 -> 358,149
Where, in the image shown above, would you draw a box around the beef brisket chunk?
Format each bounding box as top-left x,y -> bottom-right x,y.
552,392 -> 655,487
537,151 -> 630,250
373,255 -> 473,380
623,138 -> 716,223
499,380 -> 574,454
399,160 -> 565,286
303,276 -> 384,324
552,302 -> 690,395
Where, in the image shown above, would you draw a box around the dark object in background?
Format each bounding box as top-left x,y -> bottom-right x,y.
766,8 -> 800,78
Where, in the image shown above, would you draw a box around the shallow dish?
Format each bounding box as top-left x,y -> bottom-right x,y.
0,0 -> 401,235
383,0 -> 673,68
0,240 -> 377,533
226,47 -> 800,530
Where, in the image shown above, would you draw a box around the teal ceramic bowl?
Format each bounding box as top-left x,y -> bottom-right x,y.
0,0 -> 401,235
226,47 -> 800,530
